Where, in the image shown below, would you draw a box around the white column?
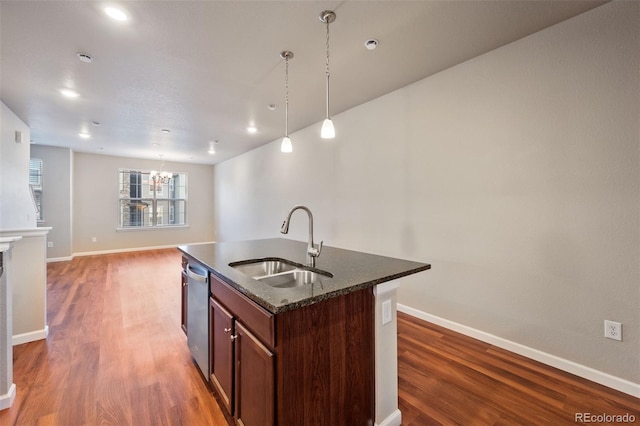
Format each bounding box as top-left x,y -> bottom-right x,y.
373,280 -> 402,426
0,237 -> 21,410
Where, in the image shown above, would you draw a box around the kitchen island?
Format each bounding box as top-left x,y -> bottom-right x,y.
179,238 -> 430,426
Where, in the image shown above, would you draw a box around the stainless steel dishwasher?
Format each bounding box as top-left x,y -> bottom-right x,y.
186,262 -> 209,380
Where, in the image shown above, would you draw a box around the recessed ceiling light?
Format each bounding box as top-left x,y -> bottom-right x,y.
161,129 -> 171,133
104,6 -> 128,22
91,121 -> 101,126
59,88 -> 79,98
364,39 -> 379,50
76,53 -> 93,63
208,141 -> 217,154
246,126 -> 257,134
268,104 -> 277,111
79,132 -> 91,139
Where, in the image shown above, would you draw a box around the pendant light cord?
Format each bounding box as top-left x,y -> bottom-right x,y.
325,18 -> 331,119
285,55 -> 289,137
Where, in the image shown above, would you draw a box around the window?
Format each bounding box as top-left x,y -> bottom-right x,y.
118,169 -> 187,228
29,159 -> 43,222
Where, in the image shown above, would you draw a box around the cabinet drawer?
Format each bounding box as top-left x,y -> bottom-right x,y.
211,275 -> 275,349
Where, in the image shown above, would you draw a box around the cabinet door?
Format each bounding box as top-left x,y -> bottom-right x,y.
210,298 -> 234,414
235,321 -> 274,426
181,270 -> 188,335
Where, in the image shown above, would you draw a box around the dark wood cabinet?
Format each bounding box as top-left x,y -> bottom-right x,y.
207,274 -> 374,426
180,257 -> 188,335
210,276 -> 275,426
235,321 -> 274,426
210,297 -> 234,414
276,288 -> 374,426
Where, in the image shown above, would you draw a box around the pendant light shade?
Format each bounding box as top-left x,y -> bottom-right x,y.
319,10 -> 336,139
321,118 -> 335,139
280,50 -> 294,153
281,136 -> 292,153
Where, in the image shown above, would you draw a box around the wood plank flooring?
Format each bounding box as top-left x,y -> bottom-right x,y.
0,248 -> 637,425
0,249 -> 226,426
397,312 -> 639,425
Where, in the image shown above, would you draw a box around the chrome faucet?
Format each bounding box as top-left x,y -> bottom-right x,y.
280,205 -> 323,267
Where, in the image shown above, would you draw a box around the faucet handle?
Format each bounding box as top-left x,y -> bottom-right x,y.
307,241 -> 323,264
308,240 -> 323,258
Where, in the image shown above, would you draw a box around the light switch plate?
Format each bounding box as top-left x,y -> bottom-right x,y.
382,300 -> 392,325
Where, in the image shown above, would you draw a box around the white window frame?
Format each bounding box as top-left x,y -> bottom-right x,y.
29,158 -> 44,222
118,169 -> 187,229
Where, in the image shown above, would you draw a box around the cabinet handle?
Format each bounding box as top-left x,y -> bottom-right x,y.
186,265 -> 208,282
224,327 -> 231,333
230,335 -> 238,341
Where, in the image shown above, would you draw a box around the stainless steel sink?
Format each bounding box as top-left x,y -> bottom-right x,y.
229,258 -> 332,288
230,260 -> 296,278
258,269 -> 328,288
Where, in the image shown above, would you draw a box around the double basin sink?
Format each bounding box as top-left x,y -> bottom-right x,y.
229,259 -> 333,289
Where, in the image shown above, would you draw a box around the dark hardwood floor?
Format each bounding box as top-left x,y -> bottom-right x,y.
397,312 -> 639,425
0,249 -> 226,426
0,249 -> 637,425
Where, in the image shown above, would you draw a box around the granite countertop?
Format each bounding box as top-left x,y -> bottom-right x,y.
178,238 -> 430,314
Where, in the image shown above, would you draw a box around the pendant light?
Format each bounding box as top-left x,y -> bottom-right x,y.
319,10 -> 336,139
280,51 -> 294,153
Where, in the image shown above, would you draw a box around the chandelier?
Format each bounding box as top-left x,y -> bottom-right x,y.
150,170 -> 172,184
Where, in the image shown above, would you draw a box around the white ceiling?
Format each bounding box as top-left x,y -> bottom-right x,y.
1,0 -> 606,165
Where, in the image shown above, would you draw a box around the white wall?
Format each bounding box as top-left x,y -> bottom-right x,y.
1,102 -> 49,345
213,1 -> 639,387
73,152 -> 214,254
30,145 -> 73,260
0,101 -> 36,229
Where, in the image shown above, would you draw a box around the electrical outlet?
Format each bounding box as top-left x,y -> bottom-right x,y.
91,237 -> 97,243
604,320 -> 622,341
47,241 -> 53,248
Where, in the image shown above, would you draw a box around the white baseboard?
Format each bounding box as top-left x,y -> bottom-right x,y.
46,256 -> 73,263
398,304 -> 640,398
73,244 -> 181,257
12,325 -> 48,346
48,241 -> 217,262
0,383 -> 16,410
375,409 -> 402,426
71,241 -> 215,259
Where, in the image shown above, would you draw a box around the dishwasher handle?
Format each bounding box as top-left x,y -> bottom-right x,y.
186,265 -> 208,283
